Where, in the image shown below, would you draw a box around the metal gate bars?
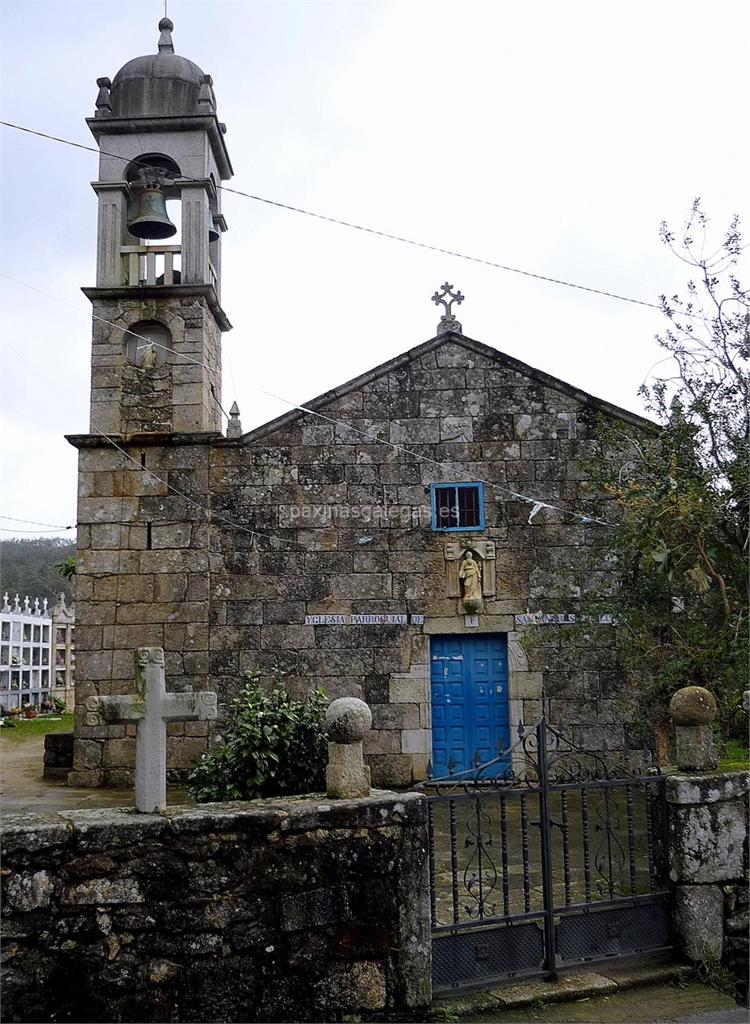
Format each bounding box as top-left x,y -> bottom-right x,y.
421,720 -> 673,994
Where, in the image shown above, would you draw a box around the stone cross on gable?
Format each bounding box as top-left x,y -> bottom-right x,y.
85,647 -> 217,813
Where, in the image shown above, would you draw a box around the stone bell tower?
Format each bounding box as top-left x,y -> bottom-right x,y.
84,16 -> 232,437
66,17 -> 234,789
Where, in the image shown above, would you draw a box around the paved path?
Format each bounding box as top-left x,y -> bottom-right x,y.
0,731 -> 188,815
674,1011 -> 748,1023
466,981 -> 744,1023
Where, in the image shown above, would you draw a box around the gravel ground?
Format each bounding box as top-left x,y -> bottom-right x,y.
0,731 -> 187,813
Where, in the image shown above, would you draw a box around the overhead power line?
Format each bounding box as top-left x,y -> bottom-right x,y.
1,119 -> 664,315
2,271 -> 616,529
0,527 -> 74,534
0,514 -> 74,529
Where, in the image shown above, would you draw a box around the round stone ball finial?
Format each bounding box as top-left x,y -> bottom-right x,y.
325,697 -> 372,744
157,17 -> 175,53
669,685 -> 718,726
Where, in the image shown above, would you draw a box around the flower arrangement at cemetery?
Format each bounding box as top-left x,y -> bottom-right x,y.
188,674 -> 328,802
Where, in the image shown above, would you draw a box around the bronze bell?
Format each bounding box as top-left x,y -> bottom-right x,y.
128,184 -> 177,240
208,210 -> 220,244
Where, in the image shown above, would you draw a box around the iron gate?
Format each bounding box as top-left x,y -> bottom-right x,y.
421,720 -> 672,994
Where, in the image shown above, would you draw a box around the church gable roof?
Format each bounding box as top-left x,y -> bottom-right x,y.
240,331 -> 656,445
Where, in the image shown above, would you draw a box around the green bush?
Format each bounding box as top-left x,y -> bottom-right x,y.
188,674 -> 328,802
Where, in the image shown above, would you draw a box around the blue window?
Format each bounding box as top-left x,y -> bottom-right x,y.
430,482 -> 485,531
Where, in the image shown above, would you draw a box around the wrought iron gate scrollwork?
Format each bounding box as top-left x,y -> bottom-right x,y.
592,787 -> 627,899
419,719 -> 673,994
463,799 -> 498,919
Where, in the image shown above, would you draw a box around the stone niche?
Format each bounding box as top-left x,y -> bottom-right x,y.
0,792 -> 431,1023
444,538 -> 497,613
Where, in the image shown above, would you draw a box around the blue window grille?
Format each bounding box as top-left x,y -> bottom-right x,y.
430,482 -> 485,532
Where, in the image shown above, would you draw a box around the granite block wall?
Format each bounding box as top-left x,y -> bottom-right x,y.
69,334 -> 654,787
0,791 -> 431,1023
667,771 -> 749,1004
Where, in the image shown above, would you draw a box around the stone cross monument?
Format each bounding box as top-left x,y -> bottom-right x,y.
85,647 -> 217,813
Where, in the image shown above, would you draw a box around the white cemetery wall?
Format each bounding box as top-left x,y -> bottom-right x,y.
0,594 -> 53,712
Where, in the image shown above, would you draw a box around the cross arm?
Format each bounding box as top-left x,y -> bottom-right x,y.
162,691 -> 218,723
84,694 -> 145,726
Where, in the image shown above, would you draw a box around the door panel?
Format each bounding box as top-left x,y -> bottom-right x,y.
430,633 -> 509,778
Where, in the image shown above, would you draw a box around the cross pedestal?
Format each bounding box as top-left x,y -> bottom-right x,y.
85,647 -> 217,813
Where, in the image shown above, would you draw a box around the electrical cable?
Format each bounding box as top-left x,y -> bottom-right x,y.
2,272 -> 615,526
2,337 -> 310,551
0,514 -> 74,530
0,527 -> 74,534
1,119 -> 666,315
1,271 -> 616,527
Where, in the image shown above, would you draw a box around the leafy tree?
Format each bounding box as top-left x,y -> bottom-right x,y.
55,555 -> 76,581
188,674 -> 328,802
0,537 -> 76,605
592,201 -> 748,749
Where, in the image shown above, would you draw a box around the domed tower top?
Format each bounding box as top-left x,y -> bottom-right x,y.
89,15 -> 232,180
97,17 -> 217,119
81,11 -> 233,441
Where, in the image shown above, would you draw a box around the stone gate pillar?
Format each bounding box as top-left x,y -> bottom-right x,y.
666,686 -> 749,1004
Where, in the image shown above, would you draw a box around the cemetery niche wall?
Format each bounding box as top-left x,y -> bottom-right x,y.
67,16 -> 658,788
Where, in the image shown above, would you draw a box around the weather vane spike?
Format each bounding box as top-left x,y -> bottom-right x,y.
432,282 -> 464,335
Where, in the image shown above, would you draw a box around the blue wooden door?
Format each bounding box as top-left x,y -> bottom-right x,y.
430,634 -> 510,778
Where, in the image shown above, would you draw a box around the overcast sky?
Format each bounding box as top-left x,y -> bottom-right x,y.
1,0 -> 748,545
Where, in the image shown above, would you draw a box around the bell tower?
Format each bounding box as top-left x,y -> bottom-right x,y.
84,16 -> 232,437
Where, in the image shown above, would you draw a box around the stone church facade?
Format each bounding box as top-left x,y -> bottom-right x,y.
68,19 -> 653,788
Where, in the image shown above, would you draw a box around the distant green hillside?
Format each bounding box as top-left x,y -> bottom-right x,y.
0,537 -> 76,607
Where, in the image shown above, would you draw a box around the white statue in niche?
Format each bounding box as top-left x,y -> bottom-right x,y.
141,342 -> 158,369
124,321 -> 170,368
459,550 -> 483,613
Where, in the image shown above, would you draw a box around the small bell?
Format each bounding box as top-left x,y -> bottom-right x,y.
208,210 -> 220,244
128,184 -> 177,240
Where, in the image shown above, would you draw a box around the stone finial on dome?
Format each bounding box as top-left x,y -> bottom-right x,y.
198,74 -> 215,112
158,17 -> 175,54
95,77 -> 112,117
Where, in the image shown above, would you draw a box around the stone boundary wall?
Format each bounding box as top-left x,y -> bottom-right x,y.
667,771 -> 749,1004
1,791 -> 431,1023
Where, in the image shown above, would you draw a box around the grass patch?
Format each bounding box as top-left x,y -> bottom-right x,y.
0,713 -> 74,742
718,739 -> 749,772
